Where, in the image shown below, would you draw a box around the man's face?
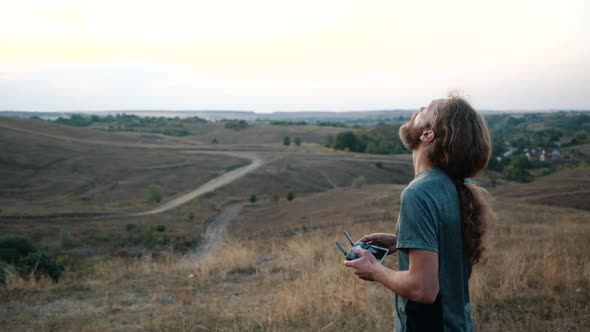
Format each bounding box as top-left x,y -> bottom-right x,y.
399,99 -> 440,150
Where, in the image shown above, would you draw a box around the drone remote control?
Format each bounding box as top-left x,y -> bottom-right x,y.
336,231 -> 389,263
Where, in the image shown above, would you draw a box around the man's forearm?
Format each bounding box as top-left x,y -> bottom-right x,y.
372,264 -> 438,304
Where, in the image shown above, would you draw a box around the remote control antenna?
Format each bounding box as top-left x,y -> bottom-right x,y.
336,241 -> 348,256
343,231 -> 355,246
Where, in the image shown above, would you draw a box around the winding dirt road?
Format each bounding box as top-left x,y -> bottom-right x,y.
131,151 -> 263,216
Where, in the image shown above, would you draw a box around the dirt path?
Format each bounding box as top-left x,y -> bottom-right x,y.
194,202 -> 244,257
131,151 -> 263,216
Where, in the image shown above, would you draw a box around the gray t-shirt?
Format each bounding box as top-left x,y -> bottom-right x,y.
394,168 -> 473,332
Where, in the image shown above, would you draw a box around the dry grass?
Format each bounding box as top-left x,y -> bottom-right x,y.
2,198 -> 589,331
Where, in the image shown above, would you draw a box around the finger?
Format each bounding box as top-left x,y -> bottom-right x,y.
351,247 -> 370,257
344,260 -> 355,267
351,247 -> 363,254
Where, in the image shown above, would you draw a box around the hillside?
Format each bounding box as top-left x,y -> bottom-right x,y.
0,118 -> 248,216
1,115 -> 589,331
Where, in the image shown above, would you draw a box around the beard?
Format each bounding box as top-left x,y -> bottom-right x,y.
399,120 -> 424,151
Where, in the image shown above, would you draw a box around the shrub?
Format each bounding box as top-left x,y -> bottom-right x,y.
16,252 -> 64,282
144,226 -> 157,243
375,162 -> 383,169
126,223 -> 138,232
504,165 -> 532,182
287,192 -> 295,201
283,136 -> 291,146
0,262 -> 6,286
294,137 -> 302,146
0,236 -> 36,264
148,184 -> 162,203
155,225 -> 166,232
224,119 -> 248,129
59,229 -> 75,249
249,194 -> 257,204
352,176 -> 367,188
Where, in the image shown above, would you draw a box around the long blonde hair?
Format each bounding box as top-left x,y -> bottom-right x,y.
425,95 -> 492,264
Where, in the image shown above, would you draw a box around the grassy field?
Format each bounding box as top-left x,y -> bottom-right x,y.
1,116 -> 589,331
1,183 -> 589,331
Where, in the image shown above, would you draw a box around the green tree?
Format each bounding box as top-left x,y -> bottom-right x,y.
0,236 -> 36,264
287,192 -> 295,201
503,155 -> 532,182
333,131 -> 364,151
249,194 -> 257,204
283,136 -> 291,146
294,137 -> 302,146
224,119 -> 248,129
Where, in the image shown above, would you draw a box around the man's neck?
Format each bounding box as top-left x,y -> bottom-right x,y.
412,148 -> 434,176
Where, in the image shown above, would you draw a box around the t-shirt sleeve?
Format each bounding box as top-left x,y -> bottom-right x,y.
396,188 -> 439,253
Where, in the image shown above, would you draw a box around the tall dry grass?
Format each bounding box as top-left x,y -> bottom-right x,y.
2,200 -> 589,331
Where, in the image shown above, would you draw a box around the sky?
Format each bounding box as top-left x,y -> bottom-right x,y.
0,0 -> 588,112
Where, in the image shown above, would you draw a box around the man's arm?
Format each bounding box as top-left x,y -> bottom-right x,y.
344,247 -> 439,304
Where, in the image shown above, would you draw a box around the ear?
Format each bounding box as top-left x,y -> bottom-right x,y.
420,129 -> 435,143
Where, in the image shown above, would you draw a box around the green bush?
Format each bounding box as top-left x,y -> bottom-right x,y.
283,136 -> 291,146
287,192 -> 295,201
503,155 -> 533,182
0,262 -> 7,286
148,184 -> 162,203
144,226 -> 157,243
294,137 -> 302,146
55,114 -> 94,127
16,252 -> 64,282
270,121 -> 308,126
126,223 -> 138,232
155,225 -> 166,232
224,119 -> 248,129
352,176 -> 367,188
0,236 -> 36,264
249,194 -> 257,204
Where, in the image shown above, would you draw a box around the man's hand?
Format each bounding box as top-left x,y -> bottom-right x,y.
343,247 -> 382,281
360,233 -> 397,255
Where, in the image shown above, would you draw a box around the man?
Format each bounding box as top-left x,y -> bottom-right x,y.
344,94 -> 492,332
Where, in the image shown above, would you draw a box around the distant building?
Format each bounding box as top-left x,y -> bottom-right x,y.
525,147 -> 561,162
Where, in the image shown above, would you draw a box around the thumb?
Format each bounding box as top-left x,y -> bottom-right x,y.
351,247 -> 368,256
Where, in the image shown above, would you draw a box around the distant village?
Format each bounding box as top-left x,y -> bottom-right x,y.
497,141 -> 562,163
